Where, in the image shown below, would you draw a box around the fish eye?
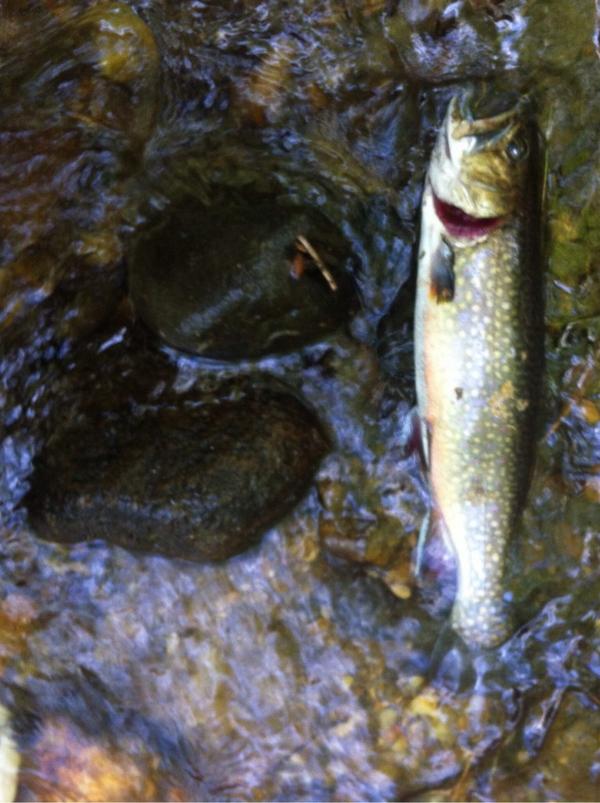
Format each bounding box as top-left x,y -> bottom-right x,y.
505,136 -> 529,162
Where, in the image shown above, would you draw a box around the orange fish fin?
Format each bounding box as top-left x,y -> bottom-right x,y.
401,409 -> 431,473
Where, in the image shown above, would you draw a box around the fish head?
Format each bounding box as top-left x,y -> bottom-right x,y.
429,89 -> 534,236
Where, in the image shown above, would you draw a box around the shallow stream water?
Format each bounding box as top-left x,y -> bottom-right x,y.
0,0 -> 599,800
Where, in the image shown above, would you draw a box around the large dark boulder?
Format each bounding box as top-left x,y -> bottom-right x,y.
129,193 -> 359,359
26,381 -> 328,561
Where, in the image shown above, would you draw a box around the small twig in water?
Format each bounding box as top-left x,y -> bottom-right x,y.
295,235 -> 338,292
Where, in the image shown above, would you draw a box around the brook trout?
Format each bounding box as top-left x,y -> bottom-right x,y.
414,91 -> 543,648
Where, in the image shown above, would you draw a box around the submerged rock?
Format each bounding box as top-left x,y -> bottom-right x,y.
129,193 -> 359,359
376,280 -> 416,402
25,382 -> 328,561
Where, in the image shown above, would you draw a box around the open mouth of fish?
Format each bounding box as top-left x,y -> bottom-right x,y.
433,192 -> 504,239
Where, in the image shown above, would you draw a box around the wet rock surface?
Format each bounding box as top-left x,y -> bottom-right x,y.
25,379 -> 328,561
129,193 -> 359,359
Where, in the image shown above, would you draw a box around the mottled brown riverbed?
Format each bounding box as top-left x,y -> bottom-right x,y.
0,0 -> 599,800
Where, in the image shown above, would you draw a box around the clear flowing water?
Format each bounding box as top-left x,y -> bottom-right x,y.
0,0 -> 599,800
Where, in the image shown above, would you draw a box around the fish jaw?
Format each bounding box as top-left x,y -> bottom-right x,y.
429,94 -> 530,221
432,193 -> 505,241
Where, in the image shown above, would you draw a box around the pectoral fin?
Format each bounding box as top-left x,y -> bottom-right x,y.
429,237 -> 455,303
400,409 -> 431,472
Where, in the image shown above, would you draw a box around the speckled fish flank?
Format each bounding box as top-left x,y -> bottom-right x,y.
414,91 -> 543,648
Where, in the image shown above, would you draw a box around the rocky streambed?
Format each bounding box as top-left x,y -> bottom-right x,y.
0,0 -> 599,800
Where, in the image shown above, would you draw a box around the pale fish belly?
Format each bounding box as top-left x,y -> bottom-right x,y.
415,185 -> 540,647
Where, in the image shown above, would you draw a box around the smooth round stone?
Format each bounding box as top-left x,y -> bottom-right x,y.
25,383 -> 328,561
128,194 -> 358,359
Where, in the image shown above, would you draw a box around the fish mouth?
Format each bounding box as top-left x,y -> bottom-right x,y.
453,89 -> 526,139
432,192 -> 505,239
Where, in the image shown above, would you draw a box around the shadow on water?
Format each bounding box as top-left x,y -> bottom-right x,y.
0,0 -> 599,800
